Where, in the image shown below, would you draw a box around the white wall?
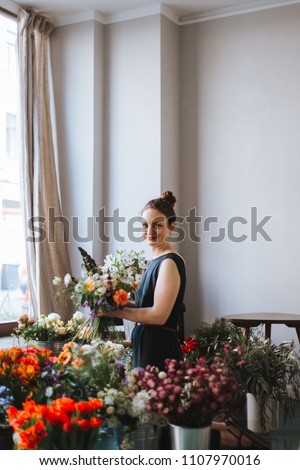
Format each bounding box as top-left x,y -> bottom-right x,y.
51,20 -> 105,275
104,15 -> 161,259
51,14 -> 180,266
180,4 -> 300,344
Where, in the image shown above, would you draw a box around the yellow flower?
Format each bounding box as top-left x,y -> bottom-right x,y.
84,277 -> 96,292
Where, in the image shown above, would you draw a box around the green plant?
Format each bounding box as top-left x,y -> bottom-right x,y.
181,319 -> 300,433
225,335 -> 300,432
181,318 -> 244,364
32,340 -> 127,403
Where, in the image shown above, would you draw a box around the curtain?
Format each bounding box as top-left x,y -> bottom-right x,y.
17,9 -> 72,321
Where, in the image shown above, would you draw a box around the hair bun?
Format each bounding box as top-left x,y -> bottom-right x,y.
161,190 -> 176,207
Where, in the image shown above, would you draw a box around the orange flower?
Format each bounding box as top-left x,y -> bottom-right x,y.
113,288 -> 129,306
57,350 -> 72,365
18,421 -> 47,450
71,358 -> 84,368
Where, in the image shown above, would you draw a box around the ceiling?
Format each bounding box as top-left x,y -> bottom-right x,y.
11,0 -> 300,23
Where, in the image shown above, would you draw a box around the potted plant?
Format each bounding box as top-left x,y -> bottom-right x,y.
0,346 -> 52,409
181,317 -> 244,364
138,357 -> 239,449
98,367 -> 167,450
223,335 -> 300,434
181,319 -> 300,435
13,311 -> 86,354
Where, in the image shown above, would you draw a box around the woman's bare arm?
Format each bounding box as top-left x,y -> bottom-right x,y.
98,258 -> 180,325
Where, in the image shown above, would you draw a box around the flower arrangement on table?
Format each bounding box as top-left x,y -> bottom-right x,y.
138,358 -> 239,428
7,397 -> 104,450
53,247 -> 148,342
0,346 -> 52,409
13,311 -> 86,344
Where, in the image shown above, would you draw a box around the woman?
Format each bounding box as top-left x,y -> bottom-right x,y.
98,190 -> 186,370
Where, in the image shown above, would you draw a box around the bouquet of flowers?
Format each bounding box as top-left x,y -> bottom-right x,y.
180,318 -> 244,365
7,397 -> 104,449
0,346 -> 52,408
138,358 -> 239,427
33,340 -> 127,403
98,367 -> 166,449
53,247 -> 148,341
13,311 -> 86,343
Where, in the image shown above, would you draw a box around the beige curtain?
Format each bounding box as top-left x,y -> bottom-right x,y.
17,9 -> 72,321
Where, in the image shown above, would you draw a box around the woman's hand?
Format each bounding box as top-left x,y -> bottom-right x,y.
97,307 -> 105,317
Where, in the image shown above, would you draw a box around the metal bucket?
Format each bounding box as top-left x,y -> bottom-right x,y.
114,425 -> 160,450
170,423 -> 211,450
34,341 -> 65,355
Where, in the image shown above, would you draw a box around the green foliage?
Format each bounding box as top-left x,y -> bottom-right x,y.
182,318 -> 300,433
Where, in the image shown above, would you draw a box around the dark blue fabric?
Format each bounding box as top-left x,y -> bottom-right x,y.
131,253 -> 186,370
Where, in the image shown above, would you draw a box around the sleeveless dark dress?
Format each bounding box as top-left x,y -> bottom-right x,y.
131,252 -> 186,370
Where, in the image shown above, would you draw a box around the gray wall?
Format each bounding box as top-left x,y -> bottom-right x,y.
51,4 -> 300,344
180,4 -> 300,342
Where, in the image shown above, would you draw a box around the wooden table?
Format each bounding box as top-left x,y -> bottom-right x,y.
221,312 -> 300,342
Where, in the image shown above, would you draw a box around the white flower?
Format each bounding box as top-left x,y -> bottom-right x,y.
56,327 -> 67,336
106,406 -> 115,415
72,311 -> 86,323
131,390 -> 149,417
48,312 -> 61,322
37,315 -> 47,325
52,276 -> 62,286
104,396 -> 115,406
45,387 -> 53,398
64,273 -> 72,287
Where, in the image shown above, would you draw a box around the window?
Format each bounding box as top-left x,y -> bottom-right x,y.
0,13 -> 28,329
6,112 -> 17,158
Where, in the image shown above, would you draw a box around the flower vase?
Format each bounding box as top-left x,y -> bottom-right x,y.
93,427 -> 117,450
0,427 -> 14,450
114,424 -> 161,450
170,423 -> 211,450
34,341 -> 65,355
246,393 -> 272,434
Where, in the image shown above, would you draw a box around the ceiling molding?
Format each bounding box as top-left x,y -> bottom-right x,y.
53,10 -> 105,27
103,3 -> 173,24
52,3 -> 176,27
178,0 -> 300,24
47,0 -> 300,27
0,0 -> 19,16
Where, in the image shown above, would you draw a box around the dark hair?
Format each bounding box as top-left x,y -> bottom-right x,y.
142,190 -> 177,227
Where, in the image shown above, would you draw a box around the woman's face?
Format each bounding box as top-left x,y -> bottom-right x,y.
141,208 -> 174,247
